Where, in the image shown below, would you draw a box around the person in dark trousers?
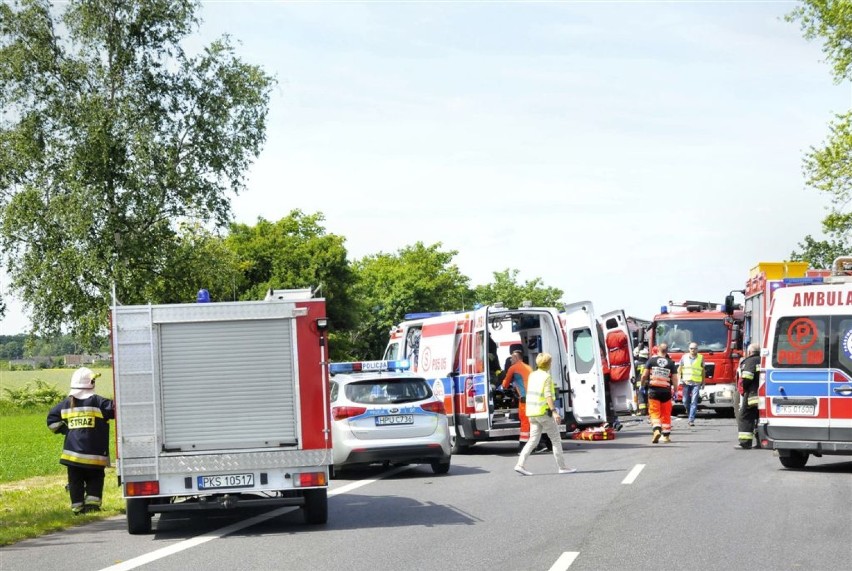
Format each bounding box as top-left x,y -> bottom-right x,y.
47,367 -> 115,514
737,344 -> 762,449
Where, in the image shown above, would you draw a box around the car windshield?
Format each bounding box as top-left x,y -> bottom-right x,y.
345,378 -> 433,404
654,319 -> 728,352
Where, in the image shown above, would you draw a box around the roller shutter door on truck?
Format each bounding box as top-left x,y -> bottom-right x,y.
159,318 -> 298,452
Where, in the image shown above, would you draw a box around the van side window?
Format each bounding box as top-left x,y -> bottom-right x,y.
829,317 -> 852,378
572,328 -> 595,374
771,316 -> 828,368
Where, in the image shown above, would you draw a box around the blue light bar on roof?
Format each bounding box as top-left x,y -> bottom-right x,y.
403,311 -> 447,320
782,277 -> 824,285
660,306 -> 668,314
329,359 -> 411,375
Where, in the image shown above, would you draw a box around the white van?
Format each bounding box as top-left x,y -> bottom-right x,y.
757,258 -> 852,468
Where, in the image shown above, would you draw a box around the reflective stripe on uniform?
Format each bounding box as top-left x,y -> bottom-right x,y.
61,449 -> 109,467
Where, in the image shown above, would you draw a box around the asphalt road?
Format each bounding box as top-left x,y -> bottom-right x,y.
2,414 -> 851,571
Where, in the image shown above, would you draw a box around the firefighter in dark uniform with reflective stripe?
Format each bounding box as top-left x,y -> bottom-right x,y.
737,344 -> 761,449
47,367 -> 115,513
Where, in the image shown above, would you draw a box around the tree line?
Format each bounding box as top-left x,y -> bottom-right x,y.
1,1 -> 849,361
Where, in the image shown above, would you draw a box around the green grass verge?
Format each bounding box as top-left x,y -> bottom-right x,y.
0,408 -> 124,545
0,472 -> 124,546
0,368 -> 114,399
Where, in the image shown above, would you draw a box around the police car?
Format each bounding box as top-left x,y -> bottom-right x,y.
329,360 -> 452,475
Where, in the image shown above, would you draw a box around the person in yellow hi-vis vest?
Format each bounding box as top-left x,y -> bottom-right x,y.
678,343 -> 705,427
513,353 -> 577,476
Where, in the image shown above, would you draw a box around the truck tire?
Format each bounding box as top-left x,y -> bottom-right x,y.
779,451 -> 809,469
450,433 -> 471,454
431,458 -> 451,475
303,488 -> 328,525
126,498 -> 152,535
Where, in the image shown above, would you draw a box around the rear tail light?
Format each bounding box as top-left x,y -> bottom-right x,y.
295,471 -> 327,487
421,401 -> 445,414
332,406 -> 367,420
125,481 -> 160,496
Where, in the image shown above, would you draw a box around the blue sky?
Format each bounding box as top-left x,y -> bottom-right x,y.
2,1 -> 850,334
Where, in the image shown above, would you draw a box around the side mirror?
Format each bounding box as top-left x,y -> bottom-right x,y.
724,294 -> 735,315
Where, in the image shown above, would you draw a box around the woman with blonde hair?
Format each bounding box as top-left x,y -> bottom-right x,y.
514,353 -> 577,475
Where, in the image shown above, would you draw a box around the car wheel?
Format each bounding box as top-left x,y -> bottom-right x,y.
431,458 -> 451,475
779,451 -> 809,469
303,488 -> 328,525
126,498 -> 152,535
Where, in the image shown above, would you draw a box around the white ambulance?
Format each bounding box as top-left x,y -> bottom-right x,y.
384,302 -> 630,452
757,257 -> 852,468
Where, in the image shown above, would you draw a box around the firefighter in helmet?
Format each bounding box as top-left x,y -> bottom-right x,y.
736,344 -> 761,449
47,367 -> 115,513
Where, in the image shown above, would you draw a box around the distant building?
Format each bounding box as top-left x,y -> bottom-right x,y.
10,357 -> 53,368
63,354 -> 109,366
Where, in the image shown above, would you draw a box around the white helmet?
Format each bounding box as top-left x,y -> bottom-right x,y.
69,367 -> 100,398
638,347 -> 649,359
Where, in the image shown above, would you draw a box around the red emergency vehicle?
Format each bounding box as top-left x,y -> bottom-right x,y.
112,288 -> 331,534
757,257 -> 852,468
647,300 -> 743,416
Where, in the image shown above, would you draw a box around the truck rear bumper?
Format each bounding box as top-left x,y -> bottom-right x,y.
150,493 -> 311,513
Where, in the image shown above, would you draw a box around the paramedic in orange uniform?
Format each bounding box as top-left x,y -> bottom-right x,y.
641,343 -> 679,444
502,349 -> 533,450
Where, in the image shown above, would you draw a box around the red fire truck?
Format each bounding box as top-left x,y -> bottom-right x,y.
647,300 -> 744,416
112,288 -> 331,534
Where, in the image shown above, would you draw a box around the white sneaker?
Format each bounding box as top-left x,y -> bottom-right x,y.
514,465 -> 533,476
558,468 -> 578,474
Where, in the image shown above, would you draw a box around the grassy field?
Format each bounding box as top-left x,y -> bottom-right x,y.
0,385 -> 123,546
0,368 -> 114,399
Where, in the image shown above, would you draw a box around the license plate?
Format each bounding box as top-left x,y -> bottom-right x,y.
376,414 -> 414,426
197,473 -> 254,490
775,404 -> 816,416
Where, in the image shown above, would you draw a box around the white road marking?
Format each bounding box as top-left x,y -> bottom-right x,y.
621,463 -> 645,485
99,465 -> 412,571
549,551 -> 580,570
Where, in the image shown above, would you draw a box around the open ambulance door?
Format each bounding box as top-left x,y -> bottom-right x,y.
471,306 -> 491,420
563,301 -> 607,425
600,309 -> 636,415
417,315 -> 460,425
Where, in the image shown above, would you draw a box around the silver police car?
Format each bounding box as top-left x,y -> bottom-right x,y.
329,360 -> 452,475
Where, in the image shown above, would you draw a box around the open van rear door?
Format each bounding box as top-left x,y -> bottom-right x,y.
418,315 -> 460,417
564,301 -> 607,424
600,309 -> 636,415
